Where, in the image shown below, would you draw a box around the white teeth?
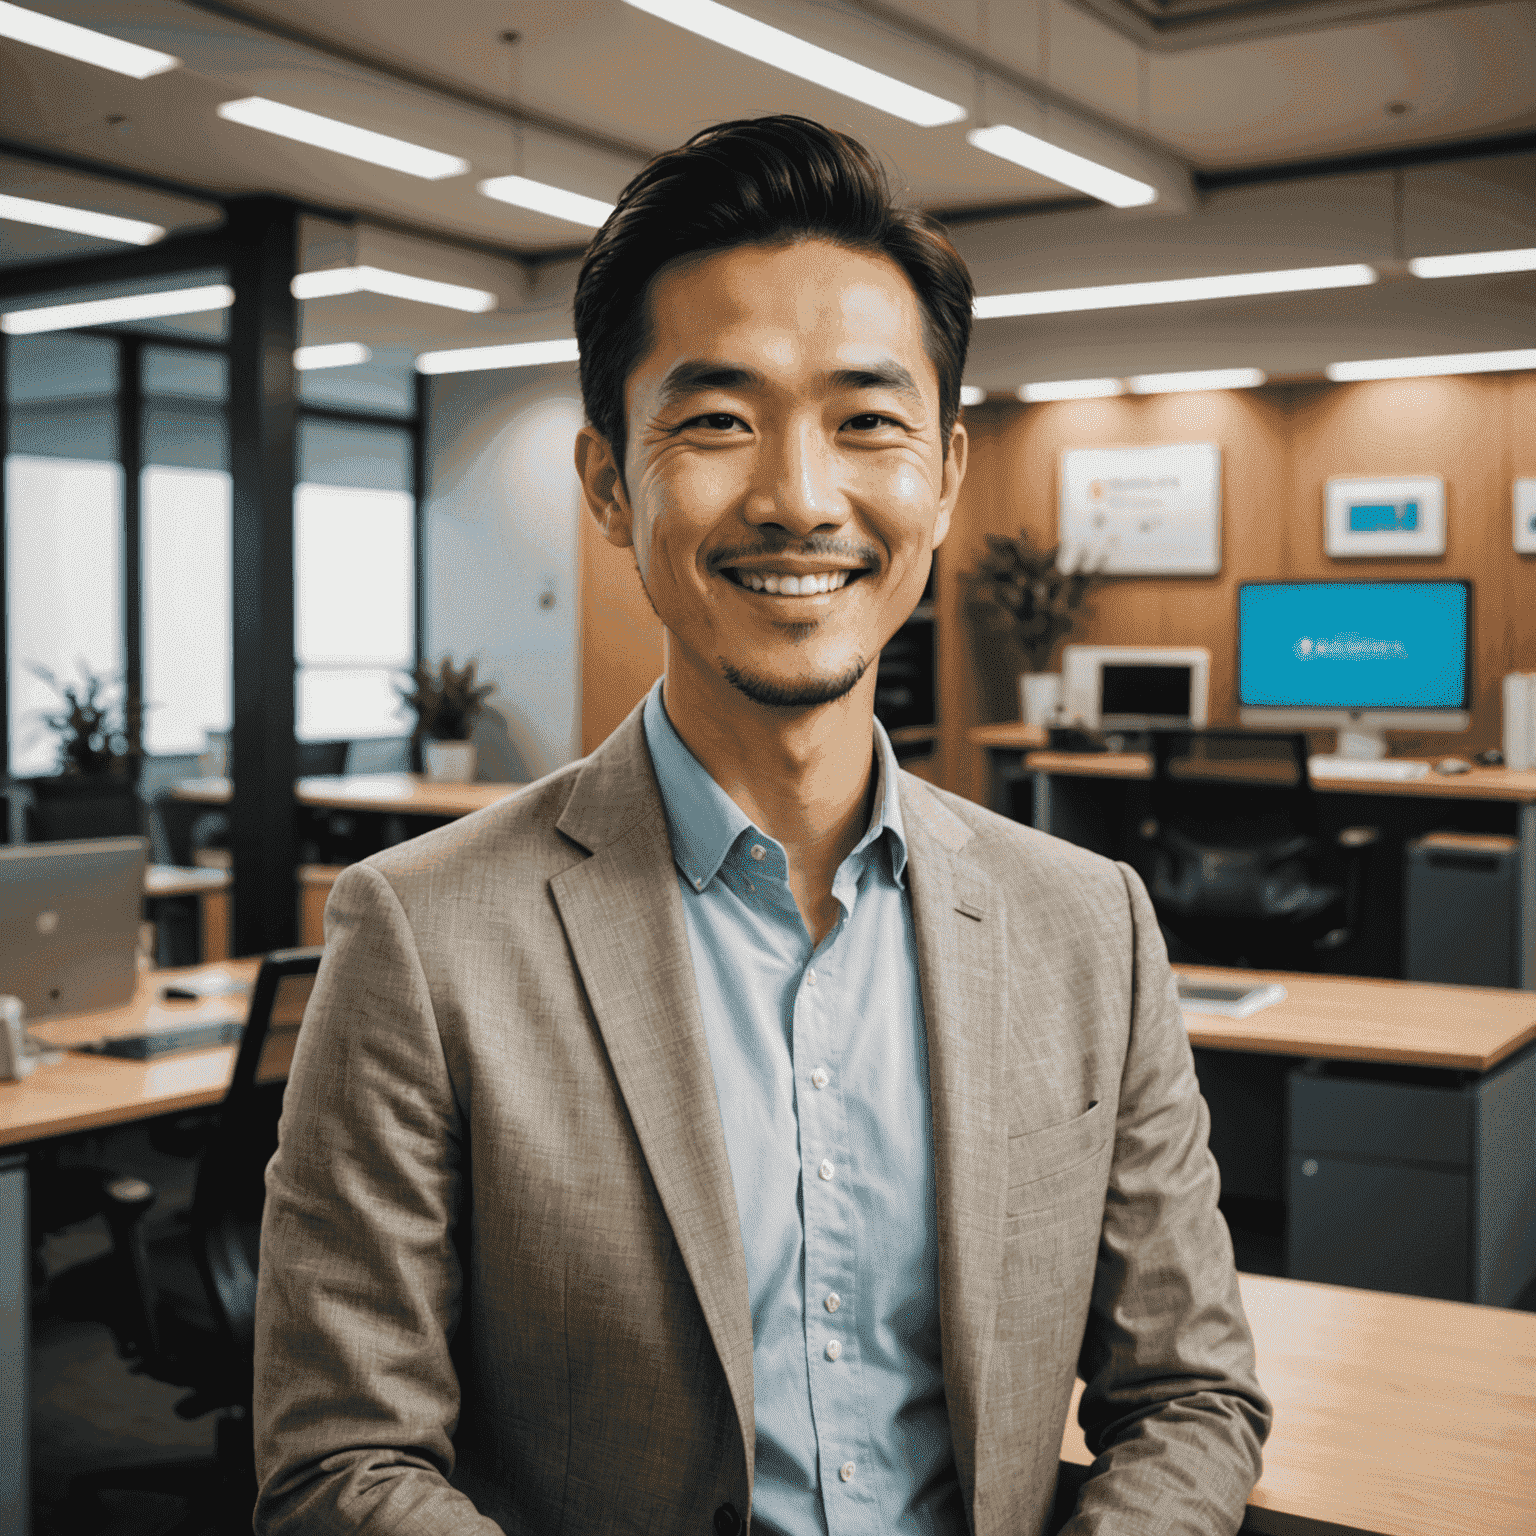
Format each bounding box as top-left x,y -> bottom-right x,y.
733,569 -> 855,594
763,574 -> 780,594
781,574 -> 802,595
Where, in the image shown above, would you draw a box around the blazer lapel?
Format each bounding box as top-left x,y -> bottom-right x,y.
900,776 -> 1009,1518
549,707 -> 757,1494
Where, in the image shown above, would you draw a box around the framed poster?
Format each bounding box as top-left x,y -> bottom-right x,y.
1058,442 -> 1221,576
1324,475 -> 1445,558
1515,479 -> 1536,554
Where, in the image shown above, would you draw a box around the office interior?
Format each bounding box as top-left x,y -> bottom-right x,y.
1,1 -> 1534,1532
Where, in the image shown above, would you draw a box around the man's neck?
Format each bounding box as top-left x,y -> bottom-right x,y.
661,652 -> 879,944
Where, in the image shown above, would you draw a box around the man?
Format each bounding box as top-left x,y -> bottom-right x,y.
254,116 -> 1270,1535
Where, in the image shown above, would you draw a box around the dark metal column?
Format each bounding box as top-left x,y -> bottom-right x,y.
412,369 -> 429,668
117,339 -> 144,766
0,330 -> 9,782
228,197 -> 300,955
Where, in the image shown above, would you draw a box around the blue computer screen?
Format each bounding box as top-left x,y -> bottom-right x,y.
1238,582 -> 1469,709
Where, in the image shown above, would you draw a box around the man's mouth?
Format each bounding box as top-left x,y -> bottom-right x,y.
722,568 -> 860,596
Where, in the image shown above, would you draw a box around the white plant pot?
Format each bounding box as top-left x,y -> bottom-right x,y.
1019,672 -> 1063,728
424,740 -> 477,783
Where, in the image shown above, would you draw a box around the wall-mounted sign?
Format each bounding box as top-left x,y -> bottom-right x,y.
1324,475 -> 1445,558
1059,442 -> 1221,576
1515,479 -> 1536,554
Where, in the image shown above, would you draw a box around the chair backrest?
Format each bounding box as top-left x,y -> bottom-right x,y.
1148,729 -> 1317,844
295,740 -> 350,777
190,946 -> 322,1361
24,775 -> 146,843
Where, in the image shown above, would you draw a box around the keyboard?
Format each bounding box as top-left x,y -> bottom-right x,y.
1307,756 -> 1430,782
74,1017 -> 245,1060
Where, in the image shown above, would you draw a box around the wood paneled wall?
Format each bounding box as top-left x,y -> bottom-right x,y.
578,505 -> 663,755
940,373 -> 1536,804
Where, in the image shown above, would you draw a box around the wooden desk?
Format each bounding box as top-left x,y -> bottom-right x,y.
145,862 -> 233,963
1060,1273 -> 1536,1536
171,771 -> 521,818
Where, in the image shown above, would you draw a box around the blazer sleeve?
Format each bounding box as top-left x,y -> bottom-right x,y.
1059,863 -> 1274,1536
252,860 -> 502,1536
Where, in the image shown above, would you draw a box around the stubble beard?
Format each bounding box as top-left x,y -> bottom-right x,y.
719,654 -> 869,709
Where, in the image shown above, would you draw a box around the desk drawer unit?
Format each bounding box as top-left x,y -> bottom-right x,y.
1404,834 -> 1520,987
1287,1047 -> 1536,1305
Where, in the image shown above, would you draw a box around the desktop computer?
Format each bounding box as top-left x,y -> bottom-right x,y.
1060,646 -> 1211,733
1238,581 -> 1470,769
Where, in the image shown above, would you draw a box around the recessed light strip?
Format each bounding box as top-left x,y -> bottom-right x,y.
294,343 -> 372,371
1326,349 -> 1536,382
1018,378 -> 1122,402
415,339 -> 580,375
479,175 -> 615,230
622,0 -> 965,127
217,97 -> 468,180
291,266 -> 496,314
967,124 -> 1156,209
0,0 -> 178,78
0,192 -> 165,246
1129,367 -> 1266,394
0,284 -> 234,336
959,385 -> 986,407
1408,247 -> 1536,279
976,264 -> 1377,320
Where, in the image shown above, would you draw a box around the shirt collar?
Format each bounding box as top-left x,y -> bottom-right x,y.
641,679 -> 909,893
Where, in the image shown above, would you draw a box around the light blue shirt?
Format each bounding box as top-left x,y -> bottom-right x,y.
642,683 -> 964,1536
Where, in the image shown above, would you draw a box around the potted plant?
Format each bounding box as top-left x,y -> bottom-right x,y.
966,531 -> 1103,726
397,656 -> 497,783
25,664 -> 147,839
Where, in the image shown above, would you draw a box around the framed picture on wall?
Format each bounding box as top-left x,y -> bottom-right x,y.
1515,479 -> 1536,554
1058,442 -> 1222,575
1324,475 -> 1445,558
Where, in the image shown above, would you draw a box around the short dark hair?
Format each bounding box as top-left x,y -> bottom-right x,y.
573,115 -> 973,477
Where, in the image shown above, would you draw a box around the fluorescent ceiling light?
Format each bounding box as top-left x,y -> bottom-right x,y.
1129,367 -> 1266,394
0,0 -> 177,77
479,175 -> 614,230
415,338 -> 580,375
967,124 -> 1155,209
622,0 -> 964,127
217,97 -> 468,180
1408,247 -> 1536,279
1018,378 -> 1122,402
959,385 -> 985,407
291,266 -> 496,314
0,283 -> 234,335
976,264 -> 1377,320
294,342 -> 372,371
0,191 -> 164,246
1326,348 -> 1536,383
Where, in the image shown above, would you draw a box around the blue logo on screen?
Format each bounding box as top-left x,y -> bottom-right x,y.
1349,501 -> 1418,532
1240,583 -> 1466,709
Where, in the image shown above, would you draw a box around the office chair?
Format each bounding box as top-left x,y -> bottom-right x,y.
22,774 -> 147,843
294,739 -> 350,777
1136,730 -> 1378,969
52,947 -> 322,1534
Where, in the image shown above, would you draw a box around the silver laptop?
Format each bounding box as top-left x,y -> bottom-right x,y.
0,837 -> 147,1019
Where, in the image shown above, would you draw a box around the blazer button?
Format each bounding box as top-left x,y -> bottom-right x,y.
713,1503 -> 742,1536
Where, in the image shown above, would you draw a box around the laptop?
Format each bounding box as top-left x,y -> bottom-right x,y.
0,837 -> 147,1020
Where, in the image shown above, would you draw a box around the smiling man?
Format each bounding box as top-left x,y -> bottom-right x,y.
254,117 -> 1270,1536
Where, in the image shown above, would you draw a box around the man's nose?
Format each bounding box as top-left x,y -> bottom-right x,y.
745,423 -> 849,533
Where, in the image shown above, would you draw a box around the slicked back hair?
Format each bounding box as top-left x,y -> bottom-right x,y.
573,115 -> 974,481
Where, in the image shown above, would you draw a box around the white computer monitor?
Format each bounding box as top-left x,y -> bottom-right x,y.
1061,646 -> 1211,731
1237,580 -> 1471,759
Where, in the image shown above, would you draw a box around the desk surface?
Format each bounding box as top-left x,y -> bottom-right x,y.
1062,1273 -> 1536,1536
1179,964 -> 1536,1072
144,863 -> 232,898
172,772 -> 522,817
0,960 -> 261,1147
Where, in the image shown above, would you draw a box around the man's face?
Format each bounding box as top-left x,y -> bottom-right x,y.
579,238 -> 966,712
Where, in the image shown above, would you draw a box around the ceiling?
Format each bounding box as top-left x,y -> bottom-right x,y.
0,0 -> 1533,268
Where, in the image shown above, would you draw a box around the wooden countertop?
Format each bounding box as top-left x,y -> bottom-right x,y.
1062,1273 -> 1536,1536
172,772 -> 523,817
1178,965 -> 1536,1072
145,863 -> 232,898
0,960 -> 260,1147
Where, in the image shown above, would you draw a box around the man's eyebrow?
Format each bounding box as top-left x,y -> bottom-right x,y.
654,361 -> 765,410
829,362 -> 922,398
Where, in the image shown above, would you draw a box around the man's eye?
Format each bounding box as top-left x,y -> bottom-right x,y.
845,413 -> 899,430
687,413 -> 744,431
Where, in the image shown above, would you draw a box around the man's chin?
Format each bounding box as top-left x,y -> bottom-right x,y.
719,657 -> 868,710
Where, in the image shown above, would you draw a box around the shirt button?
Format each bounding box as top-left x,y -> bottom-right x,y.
825,1339 -> 842,1360
811,1067 -> 830,1089
839,1461 -> 856,1483
825,1292 -> 840,1312
805,968 -> 817,987
818,1159 -> 834,1181
750,843 -> 766,861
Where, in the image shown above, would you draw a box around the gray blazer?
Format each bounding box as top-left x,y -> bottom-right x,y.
253,704 -> 1270,1535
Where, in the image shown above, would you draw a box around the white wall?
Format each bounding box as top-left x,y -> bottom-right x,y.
423,364 -> 585,782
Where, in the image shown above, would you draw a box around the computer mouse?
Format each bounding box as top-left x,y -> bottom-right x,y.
1475,749 -> 1504,768
1433,757 -> 1474,775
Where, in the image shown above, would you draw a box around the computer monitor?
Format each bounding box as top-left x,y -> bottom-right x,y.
1061,646 -> 1211,731
1238,580 -> 1470,759
0,837 -> 146,1019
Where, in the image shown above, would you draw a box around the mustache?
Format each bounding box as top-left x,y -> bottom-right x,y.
709,534 -> 882,570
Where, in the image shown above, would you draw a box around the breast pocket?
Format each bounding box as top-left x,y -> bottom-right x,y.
1006,1099 -> 1112,1215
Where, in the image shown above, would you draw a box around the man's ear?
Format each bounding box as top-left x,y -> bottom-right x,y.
574,426 -> 635,549
932,418 -> 968,550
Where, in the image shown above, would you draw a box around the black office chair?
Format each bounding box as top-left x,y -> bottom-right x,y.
1136,730 -> 1378,969
294,739 -> 350,777
22,773 -> 147,843
52,947 -> 322,1533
